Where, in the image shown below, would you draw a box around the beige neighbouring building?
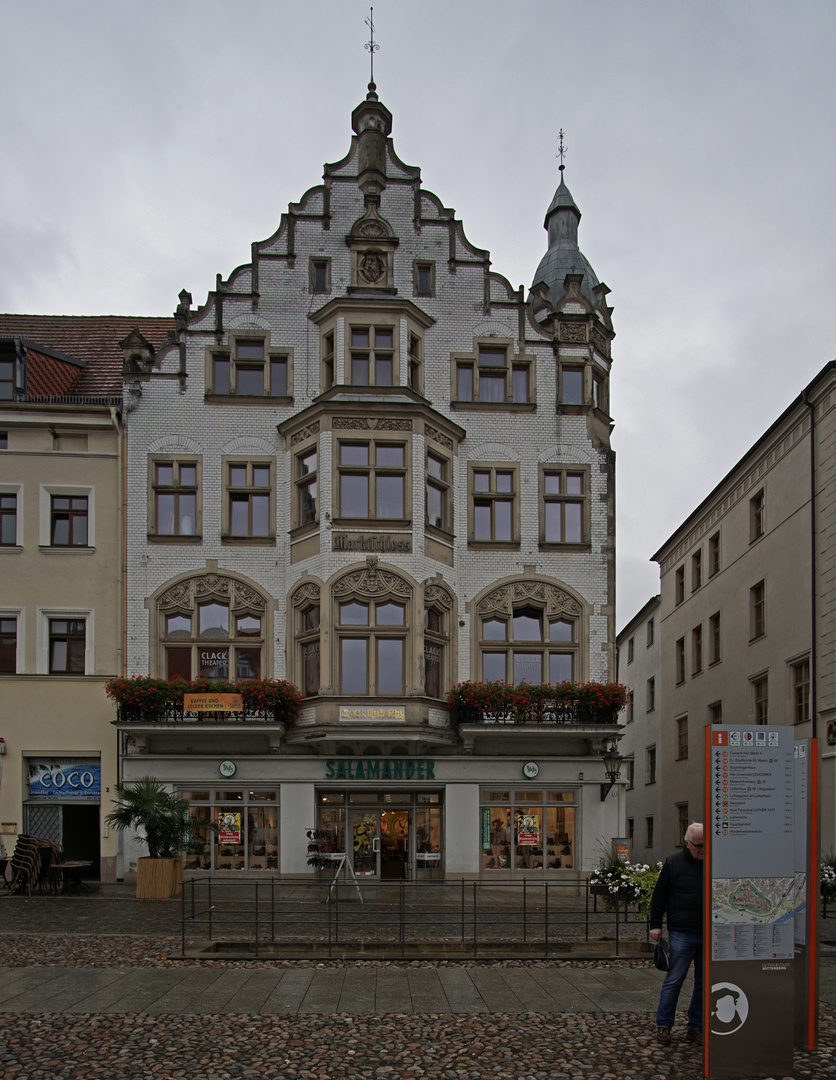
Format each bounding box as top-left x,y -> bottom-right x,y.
651,361 -> 836,857
0,318 -> 171,881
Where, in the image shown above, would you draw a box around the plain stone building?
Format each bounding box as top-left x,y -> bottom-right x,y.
651,361 -> 836,857
114,84 -> 625,880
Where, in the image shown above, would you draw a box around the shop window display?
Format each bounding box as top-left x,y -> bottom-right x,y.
181,790 -> 278,871
481,790 -> 575,871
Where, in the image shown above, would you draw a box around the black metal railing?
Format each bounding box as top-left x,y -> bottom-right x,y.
116,703 -> 288,724
452,703 -> 618,726
179,877 -> 650,959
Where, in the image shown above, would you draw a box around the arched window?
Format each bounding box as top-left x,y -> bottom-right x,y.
332,562 -> 413,696
291,581 -> 321,697
475,579 -> 584,685
156,573 -> 269,682
423,581 -> 454,699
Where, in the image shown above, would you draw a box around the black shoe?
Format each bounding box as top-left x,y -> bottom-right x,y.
686,1028 -> 702,1044
657,1027 -> 671,1046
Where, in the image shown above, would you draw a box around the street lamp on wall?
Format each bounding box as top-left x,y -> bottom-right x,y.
600,739 -> 623,801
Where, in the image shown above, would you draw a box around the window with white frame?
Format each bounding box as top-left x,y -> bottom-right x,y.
39,486 -> 94,548
37,608 -> 92,675
750,580 -> 766,639
0,613 -> 19,673
0,489 -> 20,546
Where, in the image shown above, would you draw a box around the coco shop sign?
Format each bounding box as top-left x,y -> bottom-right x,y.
325,758 -> 435,780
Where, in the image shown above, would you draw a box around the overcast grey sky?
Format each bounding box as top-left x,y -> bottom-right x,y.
2,0 -> 835,629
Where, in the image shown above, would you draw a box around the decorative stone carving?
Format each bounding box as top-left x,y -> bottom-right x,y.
290,421 -> 320,446
159,581 -> 192,609
196,575 -> 231,599
475,580 -> 582,618
424,583 -> 453,610
425,425 -> 454,451
333,417 -> 412,431
359,249 -> 387,283
333,562 -> 411,599
233,582 -> 266,611
558,321 -> 587,343
291,582 -> 321,608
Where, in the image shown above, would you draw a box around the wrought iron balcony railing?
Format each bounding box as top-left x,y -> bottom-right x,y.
452,702 -> 619,727
114,703 -> 289,725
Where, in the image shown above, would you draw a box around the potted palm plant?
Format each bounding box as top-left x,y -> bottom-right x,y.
105,776 -> 196,898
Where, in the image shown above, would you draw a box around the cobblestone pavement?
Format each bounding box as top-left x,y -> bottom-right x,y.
0,890 -> 834,1080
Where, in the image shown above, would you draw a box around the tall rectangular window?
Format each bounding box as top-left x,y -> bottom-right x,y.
49,618 -> 85,674
426,450 -> 450,532
708,532 -> 720,576
752,675 -> 768,724
542,468 -> 586,545
561,366 -> 584,405
708,701 -> 723,723
675,638 -> 686,684
471,466 -> 517,544
792,659 -> 810,724
627,636 -> 635,664
646,746 -> 656,785
338,441 -> 407,521
750,580 -> 765,639
647,676 -> 655,712
153,461 -> 198,536
227,462 -> 272,538
691,549 -> 702,591
676,716 -> 688,760
675,565 -> 685,604
646,817 -> 654,847
295,448 -> 318,527
0,617 -> 16,673
709,612 -> 721,664
310,257 -> 330,294
50,495 -> 88,546
692,625 -> 703,675
350,326 -> 395,386
646,617 -> 655,647
0,493 -> 17,545
750,489 -> 765,542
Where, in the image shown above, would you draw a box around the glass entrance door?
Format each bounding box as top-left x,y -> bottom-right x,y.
351,810 -> 379,876
380,808 -> 409,880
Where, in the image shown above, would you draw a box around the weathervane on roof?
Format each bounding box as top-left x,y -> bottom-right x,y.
557,129 -> 567,176
365,8 -> 379,95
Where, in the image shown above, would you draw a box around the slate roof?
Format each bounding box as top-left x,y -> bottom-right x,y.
0,314 -> 176,399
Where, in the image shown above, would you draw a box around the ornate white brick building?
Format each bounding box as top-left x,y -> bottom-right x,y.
116,85 -> 622,880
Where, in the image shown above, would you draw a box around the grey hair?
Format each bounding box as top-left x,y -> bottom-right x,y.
684,822 -> 703,843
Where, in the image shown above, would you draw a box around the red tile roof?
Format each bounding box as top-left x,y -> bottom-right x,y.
0,314 -> 176,400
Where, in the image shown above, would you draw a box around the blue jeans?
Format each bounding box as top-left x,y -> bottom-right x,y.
656,930 -> 703,1030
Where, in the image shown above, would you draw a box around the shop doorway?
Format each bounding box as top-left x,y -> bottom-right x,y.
350,808 -> 410,879
23,802 -> 101,880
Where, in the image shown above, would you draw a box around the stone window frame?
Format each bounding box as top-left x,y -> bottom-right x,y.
206,332 -> 293,402
290,580 -> 322,699
309,256 -> 332,296
333,434 -> 411,527
321,330 -> 335,391
750,579 -> 766,641
221,457 -> 276,545
538,464 -> 590,550
691,548 -> 702,592
347,322 -> 398,387
708,531 -> 721,576
407,331 -> 423,394
467,461 -> 520,549
331,563 -> 416,698
36,606 -> 93,675
147,455 -> 202,543
426,443 -> 453,539
39,484 -> 95,550
675,637 -> 686,685
0,483 -> 22,548
153,571 -> 271,683
790,655 -> 810,724
451,338 -> 536,411
674,565 -> 685,605
413,260 -> 435,298
708,611 -> 721,665
557,361 -> 585,406
646,676 -> 655,713
422,581 -> 454,700
751,671 -> 769,725
645,745 -> 657,785
691,624 -> 703,676
472,577 -> 586,686
291,435 -> 319,535
749,488 -> 765,543
0,608 -> 22,674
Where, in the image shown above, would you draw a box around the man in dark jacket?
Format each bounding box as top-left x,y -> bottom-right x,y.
649,822 -> 704,1046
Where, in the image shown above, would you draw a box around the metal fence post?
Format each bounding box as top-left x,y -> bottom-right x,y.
254,879 -> 259,957
544,882 -> 549,958
523,877 -> 527,943
472,880 -> 477,958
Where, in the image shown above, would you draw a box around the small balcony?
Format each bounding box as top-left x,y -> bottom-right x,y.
106,676 -> 302,730
450,701 -> 620,727
113,703 -> 288,725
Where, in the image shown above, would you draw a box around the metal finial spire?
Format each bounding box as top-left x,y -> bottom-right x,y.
365,8 -> 379,95
557,129 -> 567,176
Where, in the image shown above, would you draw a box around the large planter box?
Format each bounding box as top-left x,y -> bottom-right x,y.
136,856 -> 182,899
